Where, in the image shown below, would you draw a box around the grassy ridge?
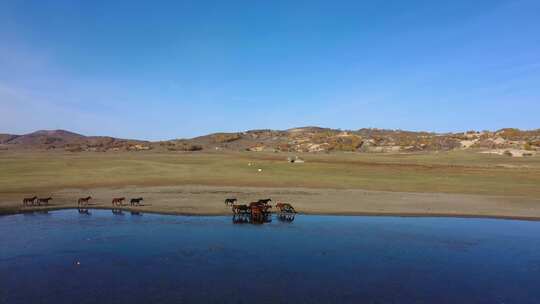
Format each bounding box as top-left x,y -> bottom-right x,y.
1,150 -> 539,197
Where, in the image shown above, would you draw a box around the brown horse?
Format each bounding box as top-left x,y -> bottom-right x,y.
250,205 -> 266,223
130,197 -> 143,206
275,202 -> 296,213
37,197 -> 52,206
112,197 -> 125,206
232,204 -> 249,214
22,196 -> 37,206
78,196 -> 92,206
249,201 -> 272,213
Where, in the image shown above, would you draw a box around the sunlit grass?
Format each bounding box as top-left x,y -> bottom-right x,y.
0,150 -> 539,197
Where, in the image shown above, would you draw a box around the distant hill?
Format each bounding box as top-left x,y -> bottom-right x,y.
1,127 -> 539,154
0,129 -> 151,152
4,130 -> 86,146
0,134 -> 18,144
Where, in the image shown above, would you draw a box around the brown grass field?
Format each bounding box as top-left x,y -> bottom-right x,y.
1,149 -> 540,219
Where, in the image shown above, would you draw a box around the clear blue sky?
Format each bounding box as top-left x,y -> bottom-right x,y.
1,0 -> 539,140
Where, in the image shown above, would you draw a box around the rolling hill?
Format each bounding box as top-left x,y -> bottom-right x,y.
1,127 -> 539,155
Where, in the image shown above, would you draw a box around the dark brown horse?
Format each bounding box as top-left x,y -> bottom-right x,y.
232,204 -> 249,214
257,198 -> 272,204
37,197 -> 52,206
22,196 -> 37,206
249,201 -> 272,213
130,197 -> 143,206
112,197 -> 125,206
224,198 -> 237,206
250,205 -> 266,223
78,196 -> 92,206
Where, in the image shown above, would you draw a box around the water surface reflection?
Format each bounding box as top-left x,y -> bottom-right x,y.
1,209 -> 539,304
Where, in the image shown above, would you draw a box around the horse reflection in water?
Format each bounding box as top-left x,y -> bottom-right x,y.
130,211 -> 143,216
277,213 -> 295,222
232,214 -> 250,224
78,208 -> 91,215
232,213 -> 272,224
112,209 -> 124,215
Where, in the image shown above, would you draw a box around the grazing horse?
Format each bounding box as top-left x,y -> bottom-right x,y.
78,196 -> 92,206
37,197 -> 53,206
22,196 -> 37,206
224,198 -> 237,206
130,197 -> 143,206
232,204 -> 249,214
112,197 -> 125,206
275,202 -> 296,213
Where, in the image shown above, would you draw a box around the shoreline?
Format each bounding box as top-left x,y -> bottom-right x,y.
4,206 -> 540,222
2,185 -> 540,221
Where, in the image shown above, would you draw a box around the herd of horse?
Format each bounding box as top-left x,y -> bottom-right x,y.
22,196 -> 52,206
22,196 -> 144,207
225,197 -> 296,223
21,195 -> 296,223
111,197 -> 144,206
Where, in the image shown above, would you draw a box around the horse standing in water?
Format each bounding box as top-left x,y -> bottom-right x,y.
78,196 -> 92,207
224,198 -> 237,206
250,205 -> 269,223
130,197 -> 144,206
276,202 -> 296,213
249,201 -> 272,213
22,196 -> 37,206
37,197 -> 53,206
112,197 -> 125,206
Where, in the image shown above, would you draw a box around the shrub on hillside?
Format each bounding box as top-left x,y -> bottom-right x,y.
167,142 -> 203,151
211,133 -> 242,143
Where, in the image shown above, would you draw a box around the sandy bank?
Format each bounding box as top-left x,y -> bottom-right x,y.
2,185 -> 540,220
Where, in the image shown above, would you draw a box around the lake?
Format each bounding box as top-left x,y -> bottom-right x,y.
1,209 -> 539,303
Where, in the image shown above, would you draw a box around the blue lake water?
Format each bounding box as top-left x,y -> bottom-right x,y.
1,209 -> 539,303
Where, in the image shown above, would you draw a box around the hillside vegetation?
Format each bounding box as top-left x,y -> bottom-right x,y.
1,127 -> 539,155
